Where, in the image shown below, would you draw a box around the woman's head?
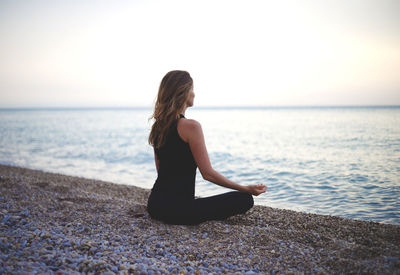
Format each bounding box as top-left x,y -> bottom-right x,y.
157,70 -> 194,112
149,70 -> 194,148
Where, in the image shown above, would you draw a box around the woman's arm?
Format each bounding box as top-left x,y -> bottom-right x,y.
178,119 -> 267,196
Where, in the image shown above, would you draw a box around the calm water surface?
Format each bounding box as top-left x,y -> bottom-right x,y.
0,107 -> 399,224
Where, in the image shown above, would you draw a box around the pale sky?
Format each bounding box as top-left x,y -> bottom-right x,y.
0,0 -> 399,107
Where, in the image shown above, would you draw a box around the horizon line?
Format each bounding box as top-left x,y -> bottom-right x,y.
0,105 -> 399,111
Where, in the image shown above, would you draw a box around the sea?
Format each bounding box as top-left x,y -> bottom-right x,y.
0,106 -> 399,225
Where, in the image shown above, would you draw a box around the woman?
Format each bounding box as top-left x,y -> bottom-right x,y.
147,70 -> 267,225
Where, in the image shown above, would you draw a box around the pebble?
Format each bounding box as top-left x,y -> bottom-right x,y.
0,164 -> 399,274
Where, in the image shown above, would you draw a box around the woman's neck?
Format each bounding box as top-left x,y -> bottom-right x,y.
180,106 -> 188,116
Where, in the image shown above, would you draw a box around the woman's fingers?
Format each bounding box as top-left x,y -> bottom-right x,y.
249,184 -> 267,196
244,184 -> 267,196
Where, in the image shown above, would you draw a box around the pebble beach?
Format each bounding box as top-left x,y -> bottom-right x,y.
1,164 -> 399,274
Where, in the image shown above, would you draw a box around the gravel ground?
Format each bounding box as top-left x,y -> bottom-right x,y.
1,164 -> 399,274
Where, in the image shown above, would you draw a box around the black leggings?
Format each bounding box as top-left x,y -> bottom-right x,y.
147,191 -> 254,225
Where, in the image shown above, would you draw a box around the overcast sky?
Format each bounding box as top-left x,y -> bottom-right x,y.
0,0 -> 399,107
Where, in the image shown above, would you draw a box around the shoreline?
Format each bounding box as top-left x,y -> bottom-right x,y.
1,164 -> 399,273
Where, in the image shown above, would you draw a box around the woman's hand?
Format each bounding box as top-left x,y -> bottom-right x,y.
245,184 -> 267,196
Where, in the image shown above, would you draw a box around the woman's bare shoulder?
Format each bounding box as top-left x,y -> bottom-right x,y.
178,118 -> 202,142
179,118 -> 201,129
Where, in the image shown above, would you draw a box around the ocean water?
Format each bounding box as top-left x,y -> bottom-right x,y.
0,107 -> 399,225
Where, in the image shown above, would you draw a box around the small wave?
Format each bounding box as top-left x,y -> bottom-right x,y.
362,184 -> 378,190
325,175 -> 340,182
105,156 -> 133,164
274,171 -> 292,176
237,172 -> 254,178
132,152 -> 153,164
273,171 -> 303,178
54,152 -> 89,160
315,183 -> 336,190
348,174 -> 369,183
211,152 -> 233,161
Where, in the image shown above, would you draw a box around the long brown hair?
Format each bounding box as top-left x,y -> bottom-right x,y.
149,70 -> 193,149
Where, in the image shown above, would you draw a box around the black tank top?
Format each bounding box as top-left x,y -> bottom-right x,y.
151,114 -> 197,198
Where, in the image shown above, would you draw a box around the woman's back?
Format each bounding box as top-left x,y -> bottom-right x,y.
152,115 -> 197,197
